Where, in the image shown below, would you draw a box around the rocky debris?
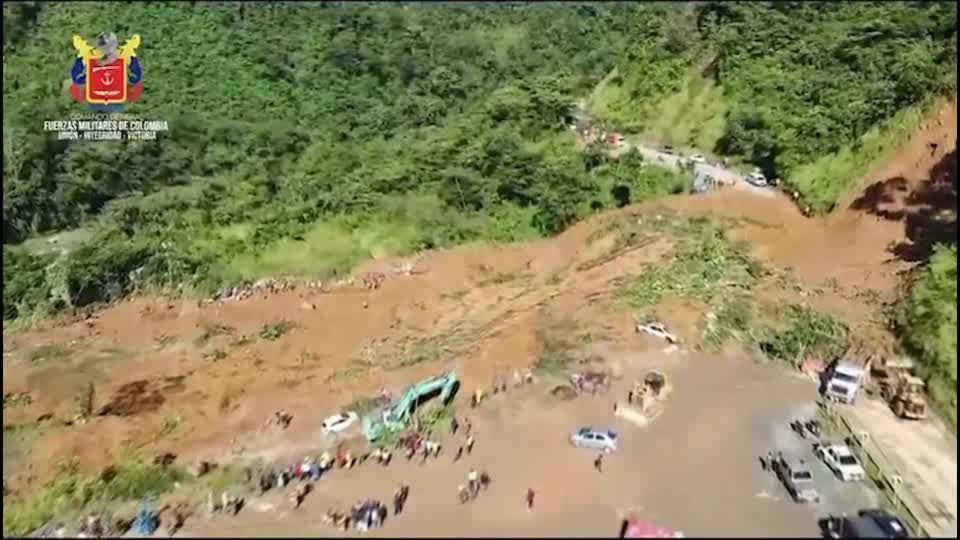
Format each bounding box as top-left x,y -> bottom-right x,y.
187,460 -> 217,479
3,391 -> 33,408
208,278 -> 324,304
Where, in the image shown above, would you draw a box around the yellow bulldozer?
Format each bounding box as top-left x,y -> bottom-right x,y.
865,356 -> 928,421
632,370 -> 672,416
882,373 -> 927,420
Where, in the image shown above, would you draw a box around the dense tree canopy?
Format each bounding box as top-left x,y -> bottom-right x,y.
601,1 -> 957,210
1,1 -> 956,324
899,245 -> 958,425
3,1 -> 688,318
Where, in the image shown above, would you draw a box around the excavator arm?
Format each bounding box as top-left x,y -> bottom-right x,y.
363,372 -> 458,441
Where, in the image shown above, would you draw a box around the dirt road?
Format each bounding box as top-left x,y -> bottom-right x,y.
628,143 -> 776,198
179,349 -> 871,538
571,100 -> 775,197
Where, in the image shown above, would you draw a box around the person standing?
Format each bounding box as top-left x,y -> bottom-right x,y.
594,453 -> 603,473
466,435 -> 475,455
468,469 -> 479,494
393,486 -> 404,515
526,488 -> 535,511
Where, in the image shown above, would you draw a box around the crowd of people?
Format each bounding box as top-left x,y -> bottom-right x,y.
321,499 -> 390,532
102,371 -> 542,537
232,400 -> 509,534
457,468 -> 492,503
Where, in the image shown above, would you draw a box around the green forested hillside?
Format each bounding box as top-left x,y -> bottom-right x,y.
595,1 -> 957,212
3,1 -> 688,319
899,246 -> 958,427
2,1 -> 956,323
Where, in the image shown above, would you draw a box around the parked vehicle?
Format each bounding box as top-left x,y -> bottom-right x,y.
636,321 -> 678,344
745,171 -> 768,187
569,427 -> 618,453
822,361 -> 866,404
771,454 -> 820,503
858,509 -> 910,539
321,411 -> 359,434
823,511 -> 909,539
814,443 -> 866,482
621,515 -> 684,538
690,154 -> 706,164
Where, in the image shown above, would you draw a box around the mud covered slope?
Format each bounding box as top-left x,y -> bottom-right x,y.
2,98 -> 956,501
672,97 -> 957,292
836,96 -> 958,264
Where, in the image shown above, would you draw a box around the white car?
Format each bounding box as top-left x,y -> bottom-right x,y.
815,443 -> 866,482
321,411 -> 358,434
690,154 -> 706,164
746,171 -> 768,187
636,322 -> 679,344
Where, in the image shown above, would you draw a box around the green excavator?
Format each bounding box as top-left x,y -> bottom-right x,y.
362,371 -> 459,441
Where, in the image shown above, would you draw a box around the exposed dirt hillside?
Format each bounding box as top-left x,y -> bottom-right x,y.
834,96 -> 958,264
2,97 -> 956,497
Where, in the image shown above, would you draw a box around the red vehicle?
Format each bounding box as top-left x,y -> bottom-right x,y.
621,516 -> 683,538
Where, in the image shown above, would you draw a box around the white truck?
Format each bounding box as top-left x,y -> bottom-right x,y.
814,443 -> 866,482
822,361 -> 866,404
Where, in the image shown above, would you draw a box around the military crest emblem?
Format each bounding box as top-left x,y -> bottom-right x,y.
70,32 -> 143,112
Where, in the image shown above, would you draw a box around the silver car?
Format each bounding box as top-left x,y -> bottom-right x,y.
569,427 -> 618,453
746,172 -> 768,187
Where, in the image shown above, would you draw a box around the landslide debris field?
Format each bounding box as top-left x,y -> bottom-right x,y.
2,99 -> 956,537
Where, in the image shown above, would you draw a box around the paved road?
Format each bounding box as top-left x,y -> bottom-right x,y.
845,399 -> 958,537
770,401 -> 879,517
628,143 -> 778,198
571,102 -> 777,198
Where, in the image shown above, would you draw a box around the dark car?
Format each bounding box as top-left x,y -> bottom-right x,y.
822,516 -> 887,539
858,509 -> 910,539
